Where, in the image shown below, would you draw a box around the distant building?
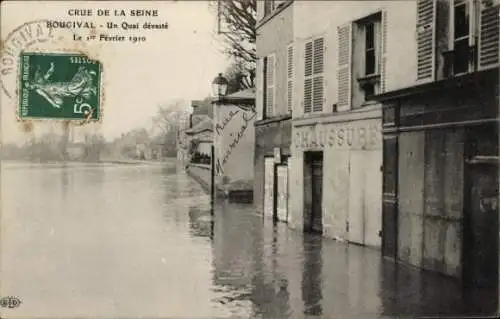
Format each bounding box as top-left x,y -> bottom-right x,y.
184,99 -> 215,192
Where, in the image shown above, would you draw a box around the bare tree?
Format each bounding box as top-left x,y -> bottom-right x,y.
151,100 -> 190,156
211,0 -> 257,87
152,100 -> 189,135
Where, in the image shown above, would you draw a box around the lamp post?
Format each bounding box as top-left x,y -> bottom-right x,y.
210,73 -> 228,218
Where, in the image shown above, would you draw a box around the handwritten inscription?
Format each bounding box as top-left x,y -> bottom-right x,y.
215,109 -> 239,136
216,109 -> 256,175
295,122 -> 382,150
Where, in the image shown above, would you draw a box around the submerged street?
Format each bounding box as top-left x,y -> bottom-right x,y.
0,161 -> 496,318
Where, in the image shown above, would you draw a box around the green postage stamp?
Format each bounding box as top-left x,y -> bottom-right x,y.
18,52 -> 102,121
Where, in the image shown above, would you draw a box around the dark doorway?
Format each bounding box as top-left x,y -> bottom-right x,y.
382,134 -> 399,259
462,123 -> 499,314
464,161 -> 499,286
304,151 -> 323,234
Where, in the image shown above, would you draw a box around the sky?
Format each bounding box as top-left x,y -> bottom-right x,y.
0,0 -> 230,144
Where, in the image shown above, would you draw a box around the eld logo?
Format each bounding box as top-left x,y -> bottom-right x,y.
0,296 -> 22,309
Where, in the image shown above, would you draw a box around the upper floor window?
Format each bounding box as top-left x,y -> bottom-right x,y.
303,37 -> 325,113
451,0 -> 474,74
264,0 -> 288,17
357,15 -> 382,100
337,10 -> 387,111
264,0 -> 275,16
365,21 -> 377,76
417,0 -> 499,83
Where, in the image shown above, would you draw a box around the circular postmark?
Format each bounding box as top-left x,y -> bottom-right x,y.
1,20 -> 56,99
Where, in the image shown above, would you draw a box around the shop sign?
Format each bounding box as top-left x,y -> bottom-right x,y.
294,121 -> 382,150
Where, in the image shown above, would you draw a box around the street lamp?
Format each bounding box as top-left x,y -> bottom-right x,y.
209,73 -> 228,225
211,73 -> 228,102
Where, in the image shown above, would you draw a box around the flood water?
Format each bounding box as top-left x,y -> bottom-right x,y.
0,161 -> 497,318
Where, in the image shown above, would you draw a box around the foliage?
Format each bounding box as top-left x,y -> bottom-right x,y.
1,131 -> 107,162
82,134 -> 106,162
211,0 -> 257,89
151,100 -> 190,157
225,61 -> 255,94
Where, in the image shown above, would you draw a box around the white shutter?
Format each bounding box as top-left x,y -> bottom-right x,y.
304,41 -> 313,113
266,55 -> 275,117
416,0 -> 437,83
287,44 -> 294,114
337,23 -> 352,112
478,0 -> 500,70
313,37 -> 325,112
256,57 -> 264,120
379,10 -> 388,93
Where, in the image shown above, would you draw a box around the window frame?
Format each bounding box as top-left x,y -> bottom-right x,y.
447,0 -> 477,75
355,12 -> 383,102
264,0 -> 275,16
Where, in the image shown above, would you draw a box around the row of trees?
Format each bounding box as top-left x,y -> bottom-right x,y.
1,131 -> 107,162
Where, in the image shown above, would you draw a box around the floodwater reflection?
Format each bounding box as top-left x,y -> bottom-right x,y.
0,161 -> 497,318
302,233 -> 322,317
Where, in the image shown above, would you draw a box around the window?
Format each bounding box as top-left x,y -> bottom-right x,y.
287,44 -> 294,114
264,0 -> 287,16
264,0 -> 275,16
304,37 -> 325,113
264,54 -> 275,118
452,0 -> 473,74
417,0 -> 499,82
354,12 -> 384,103
365,22 -> 377,76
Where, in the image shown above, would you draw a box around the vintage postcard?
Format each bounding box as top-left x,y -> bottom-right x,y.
1,0 -> 499,318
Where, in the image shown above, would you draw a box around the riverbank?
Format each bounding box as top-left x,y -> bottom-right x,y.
1,158 -> 177,165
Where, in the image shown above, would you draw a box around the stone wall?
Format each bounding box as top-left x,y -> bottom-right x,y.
186,163 -> 211,193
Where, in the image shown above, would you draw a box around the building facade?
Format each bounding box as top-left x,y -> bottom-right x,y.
255,0 -> 294,222
184,100 -> 214,192
288,1 -> 417,249
213,89 -> 256,202
371,0 -> 499,294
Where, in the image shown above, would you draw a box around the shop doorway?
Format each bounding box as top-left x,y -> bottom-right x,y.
462,123 -> 499,314
464,160 -> 499,288
304,151 -> 323,234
